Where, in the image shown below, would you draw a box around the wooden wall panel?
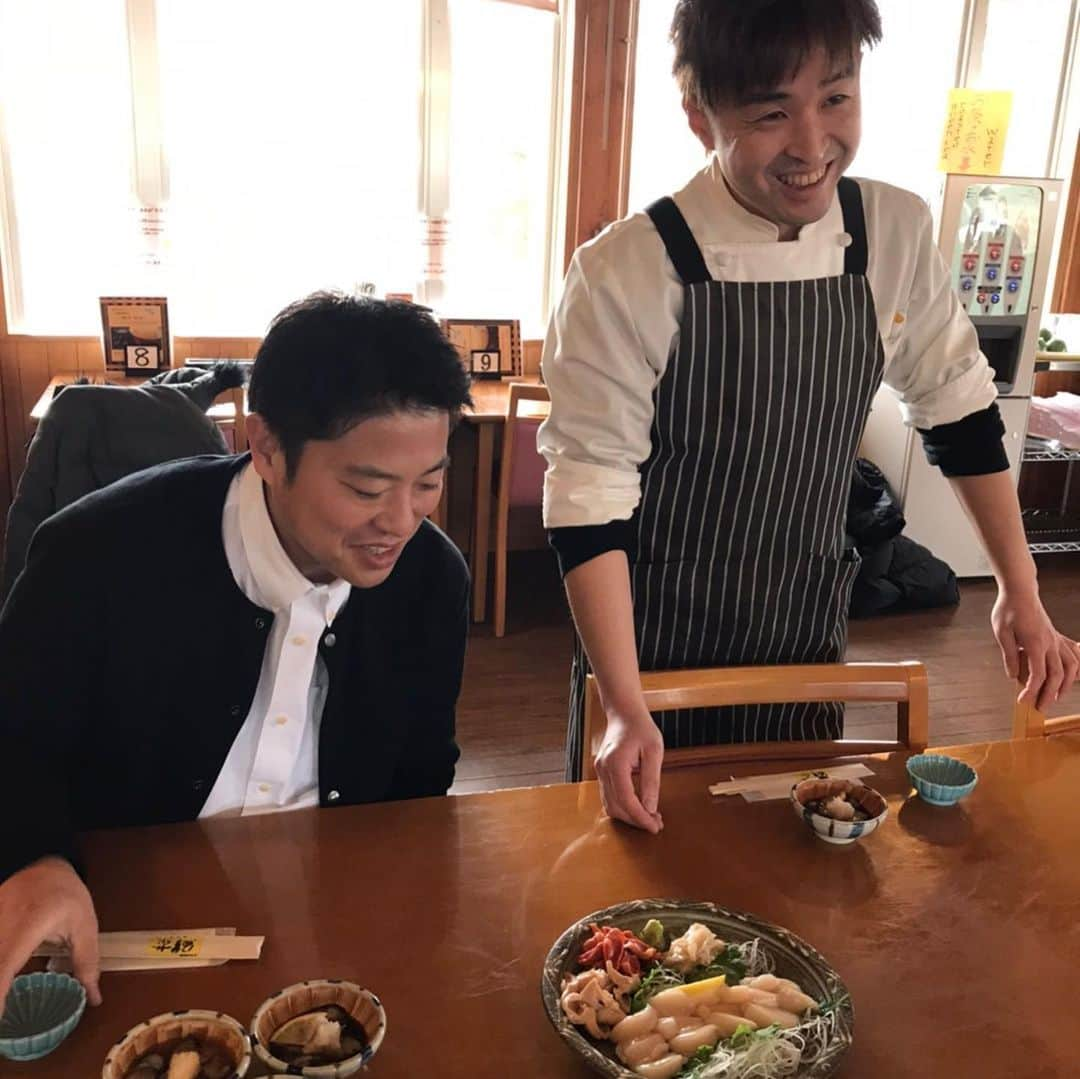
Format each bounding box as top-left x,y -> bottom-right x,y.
563,0 -> 638,265
1052,132 -> 1080,314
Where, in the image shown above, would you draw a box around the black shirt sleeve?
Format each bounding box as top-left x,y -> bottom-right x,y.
0,512 -> 99,882
548,519 -> 634,578
916,402 -> 1009,477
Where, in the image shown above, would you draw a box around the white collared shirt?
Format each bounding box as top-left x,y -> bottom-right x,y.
198,462 -> 351,818
539,157 -> 998,527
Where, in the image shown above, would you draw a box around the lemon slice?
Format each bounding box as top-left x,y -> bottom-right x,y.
679,975 -> 728,997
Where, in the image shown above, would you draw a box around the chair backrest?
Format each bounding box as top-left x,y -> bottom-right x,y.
207,385 -> 248,452
581,661 -> 929,780
497,383 -> 550,512
1012,657 -> 1080,738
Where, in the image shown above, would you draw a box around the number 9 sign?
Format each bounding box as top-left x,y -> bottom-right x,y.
470,350 -> 500,375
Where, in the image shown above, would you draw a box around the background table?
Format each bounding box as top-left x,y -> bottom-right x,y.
9,737 -> 1079,1078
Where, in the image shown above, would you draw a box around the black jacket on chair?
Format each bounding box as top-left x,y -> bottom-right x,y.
0,454 -> 469,882
2,376 -> 237,600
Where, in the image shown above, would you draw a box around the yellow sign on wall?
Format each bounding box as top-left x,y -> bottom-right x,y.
939,89 -> 1013,174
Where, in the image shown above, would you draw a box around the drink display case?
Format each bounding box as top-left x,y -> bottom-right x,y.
860,174 -> 1063,577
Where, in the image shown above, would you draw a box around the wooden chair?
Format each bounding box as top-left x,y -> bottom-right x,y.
581,661 -> 929,780
207,384 -> 248,452
1012,657 -> 1080,738
491,382 -> 550,637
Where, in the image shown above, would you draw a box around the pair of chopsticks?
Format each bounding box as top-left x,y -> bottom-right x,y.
34,928 -> 264,962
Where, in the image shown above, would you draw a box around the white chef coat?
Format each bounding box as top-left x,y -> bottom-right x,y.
539,156 -> 997,528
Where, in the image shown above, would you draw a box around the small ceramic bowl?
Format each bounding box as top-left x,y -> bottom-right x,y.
0,971 -> 86,1061
250,979 -> 387,1077
101,1009 -> 250,1079
906,753 -> 978,806
791,777 -> 889,845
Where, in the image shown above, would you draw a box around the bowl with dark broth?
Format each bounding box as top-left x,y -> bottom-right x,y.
101,1009 -> 250,1079
249,979 -> 386,1077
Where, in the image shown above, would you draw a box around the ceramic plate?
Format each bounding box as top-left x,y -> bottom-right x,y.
541,898 -> 853,1078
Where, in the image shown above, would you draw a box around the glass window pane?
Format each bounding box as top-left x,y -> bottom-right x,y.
156,0 -> 423,336
0,0 -> 135,334
444,0 -> 557,337
627,0 -> 708,212
977,0 -> 1072,178
854,0 -> 968,204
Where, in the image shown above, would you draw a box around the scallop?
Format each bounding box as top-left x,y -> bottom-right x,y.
702,1011 -> 756,1037
633,1053 -> 688,1079
776,986 -> 819,1015
743,987 -> 780,1007
744,1003 -> 801,1029
655,1016 -> 681,1040
616,1032 -> 669,1067
669,1024 -> 720,1055
648,986 -> 696,1017
611,1005 -> 658,1044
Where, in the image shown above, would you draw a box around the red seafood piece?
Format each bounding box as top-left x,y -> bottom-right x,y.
575,924 -> 660,977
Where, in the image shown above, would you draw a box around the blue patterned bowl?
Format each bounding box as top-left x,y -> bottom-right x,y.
791,777 -> 889,844
0,971 -> 86,1061
249,979 -> 386,1077
906,754 -> 978,806
101,1009 -> 250,1079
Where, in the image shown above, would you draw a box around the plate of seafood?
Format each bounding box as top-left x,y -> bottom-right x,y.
542,899 -> 853,1079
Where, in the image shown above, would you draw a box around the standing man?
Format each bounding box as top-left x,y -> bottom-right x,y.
539,0 -> 1078,831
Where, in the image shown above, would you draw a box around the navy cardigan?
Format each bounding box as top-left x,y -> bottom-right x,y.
0,454 -> 469,882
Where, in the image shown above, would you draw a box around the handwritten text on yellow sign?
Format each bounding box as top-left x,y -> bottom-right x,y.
939,89 -> 1012,174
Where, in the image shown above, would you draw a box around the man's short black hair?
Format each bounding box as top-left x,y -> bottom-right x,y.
248,291 -> 473,479
671,0 -> 882,110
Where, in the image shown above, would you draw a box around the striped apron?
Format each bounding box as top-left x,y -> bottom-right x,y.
566,178 -> 885,780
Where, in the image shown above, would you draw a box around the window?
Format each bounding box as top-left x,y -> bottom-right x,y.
444,0 -> 558,334
0,1 -> 135,335
854,0 -> 969,204
155,0 -> 423,338
627,0 -> 708,213
0,0 -> 562,338
976,0 -> 1073,178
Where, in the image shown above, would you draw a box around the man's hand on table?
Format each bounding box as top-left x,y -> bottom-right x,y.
992,587 -> 1080,711
593,707 -> 665,834
0,857 -> 101,1008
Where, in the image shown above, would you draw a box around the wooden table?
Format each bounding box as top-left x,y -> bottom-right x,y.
10,736 -> 1080,1078
463,377 -> 543,622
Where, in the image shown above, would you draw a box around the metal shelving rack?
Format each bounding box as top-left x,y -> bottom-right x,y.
1024,354 -> 1080,552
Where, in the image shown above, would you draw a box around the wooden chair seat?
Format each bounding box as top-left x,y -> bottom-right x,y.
581,661 -> 930,780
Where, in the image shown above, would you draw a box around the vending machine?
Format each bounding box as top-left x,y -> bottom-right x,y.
859,174 -> 1062,577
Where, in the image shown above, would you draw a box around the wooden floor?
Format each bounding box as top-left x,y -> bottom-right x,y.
450,550 -> 1080,794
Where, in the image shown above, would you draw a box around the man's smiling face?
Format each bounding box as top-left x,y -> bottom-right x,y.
686,46 -> 862,241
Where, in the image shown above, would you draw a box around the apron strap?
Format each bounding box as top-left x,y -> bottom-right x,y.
645,197 -> 712,285
837,177 -> 869,277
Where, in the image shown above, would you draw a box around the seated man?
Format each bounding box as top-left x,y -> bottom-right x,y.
0,292 -> 473,1007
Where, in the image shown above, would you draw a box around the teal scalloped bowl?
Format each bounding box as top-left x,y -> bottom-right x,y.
907,753 -> 978,806
0,972 -> 86,1061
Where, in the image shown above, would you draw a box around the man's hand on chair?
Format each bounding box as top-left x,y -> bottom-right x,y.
992,588 -> 1080,711
594,706 -> 665,834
